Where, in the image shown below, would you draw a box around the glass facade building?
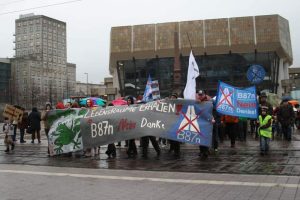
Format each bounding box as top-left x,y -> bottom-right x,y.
117,52 -> 280,97
110,15 -> 293,98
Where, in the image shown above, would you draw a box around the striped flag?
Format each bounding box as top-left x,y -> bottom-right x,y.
142,75 -> 153,102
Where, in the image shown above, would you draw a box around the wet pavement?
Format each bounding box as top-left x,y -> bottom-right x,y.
1,128 -> 300,176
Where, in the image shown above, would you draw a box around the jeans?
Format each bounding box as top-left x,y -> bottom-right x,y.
238,121 -> 247,141
225,123 -> 237,146
212,124 -> 219,149
32,129 -> 41,142
260,136 -> 270,152
127,139 -> 137,157
295,118 -> 300,129
20,128 -> 25,142
281,124 -> 292,141
141,136 -> 161,157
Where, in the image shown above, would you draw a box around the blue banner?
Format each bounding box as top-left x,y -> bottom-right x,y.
167,101 -> 213,147
215,81 -> 258,119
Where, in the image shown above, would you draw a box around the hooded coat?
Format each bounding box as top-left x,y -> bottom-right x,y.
28,107 -> 41,131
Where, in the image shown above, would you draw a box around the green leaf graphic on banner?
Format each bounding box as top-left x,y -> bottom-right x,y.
47,108 -> 88,156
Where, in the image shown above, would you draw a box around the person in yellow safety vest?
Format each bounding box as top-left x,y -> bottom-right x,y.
258,106 -> 272,155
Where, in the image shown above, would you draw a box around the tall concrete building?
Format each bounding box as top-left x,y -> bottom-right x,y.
11,13 -> 75,109
109,15 -> 293,97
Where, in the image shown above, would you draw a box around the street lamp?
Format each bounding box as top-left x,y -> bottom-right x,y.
84,72 -> 88,96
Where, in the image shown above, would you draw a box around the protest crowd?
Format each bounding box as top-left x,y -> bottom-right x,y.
1,52 -> 300,161
2,90 -> 299,160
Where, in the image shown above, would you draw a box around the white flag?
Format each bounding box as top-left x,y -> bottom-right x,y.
183,51 -> 199,100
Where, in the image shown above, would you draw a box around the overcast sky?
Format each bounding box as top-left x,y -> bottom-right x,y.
0,0 -> 299,83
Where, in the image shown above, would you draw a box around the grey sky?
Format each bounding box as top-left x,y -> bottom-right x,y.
0,0 -> 299,84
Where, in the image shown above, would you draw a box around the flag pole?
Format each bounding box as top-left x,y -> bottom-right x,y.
186,32 -> 193,52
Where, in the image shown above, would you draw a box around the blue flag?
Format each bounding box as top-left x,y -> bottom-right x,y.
215,81 -> 258,119
142,75 -> 153,102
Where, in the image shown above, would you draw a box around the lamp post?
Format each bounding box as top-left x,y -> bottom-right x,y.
84,72 -> 88,96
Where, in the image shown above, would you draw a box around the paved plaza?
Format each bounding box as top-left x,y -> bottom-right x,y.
1,126 -> 300,199
1,128 -> 300,175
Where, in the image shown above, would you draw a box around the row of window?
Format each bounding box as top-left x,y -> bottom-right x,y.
16,47 -> 66,57
16,26 -> 41,34
17,19 -> 65,29
16,34 -> 66,44
19,78 -> 75,87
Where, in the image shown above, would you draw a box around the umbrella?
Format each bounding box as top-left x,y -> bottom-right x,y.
79,97 -> 106,106
123,96 -> 136,101
282,95 -> 292,101
112,99 -> 127,106
288,100 -> 299,106
266,93 -> 281,107
111,97 -> 127,106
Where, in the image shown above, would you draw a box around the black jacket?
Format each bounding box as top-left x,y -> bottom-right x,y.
28,111 -> 41,130
277,104 -> 295,125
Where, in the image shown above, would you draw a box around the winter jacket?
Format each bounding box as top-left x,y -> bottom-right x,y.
18,112 -> 29,129
28,110 -> 41,131
277,104 -> 295,126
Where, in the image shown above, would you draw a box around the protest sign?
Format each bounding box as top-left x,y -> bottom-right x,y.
47,99 -> 213,156
3,104 -> 24,122
215,81 -> 258,119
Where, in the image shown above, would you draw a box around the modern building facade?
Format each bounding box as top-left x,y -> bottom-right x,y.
109,15 -> 293,98
282,67 -> 300,100
0,58 -> 11,103
11,13 -> 74,109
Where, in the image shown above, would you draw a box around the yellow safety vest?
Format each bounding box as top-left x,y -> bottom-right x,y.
259,115 -> 272,138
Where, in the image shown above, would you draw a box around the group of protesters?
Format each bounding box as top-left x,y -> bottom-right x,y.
2,106 -> 43,153
2,90 -> 300,160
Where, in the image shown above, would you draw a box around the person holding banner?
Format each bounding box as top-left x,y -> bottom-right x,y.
168,93 -> 181,157
84,99 -> 100,157
41,103 -> 52,155
197,90 -> 212,159
258,106 -> 272,155
105,103 -> 117,158
141,135 -> 161,158
126,96 -> 138,158
222,115 -> 239,148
